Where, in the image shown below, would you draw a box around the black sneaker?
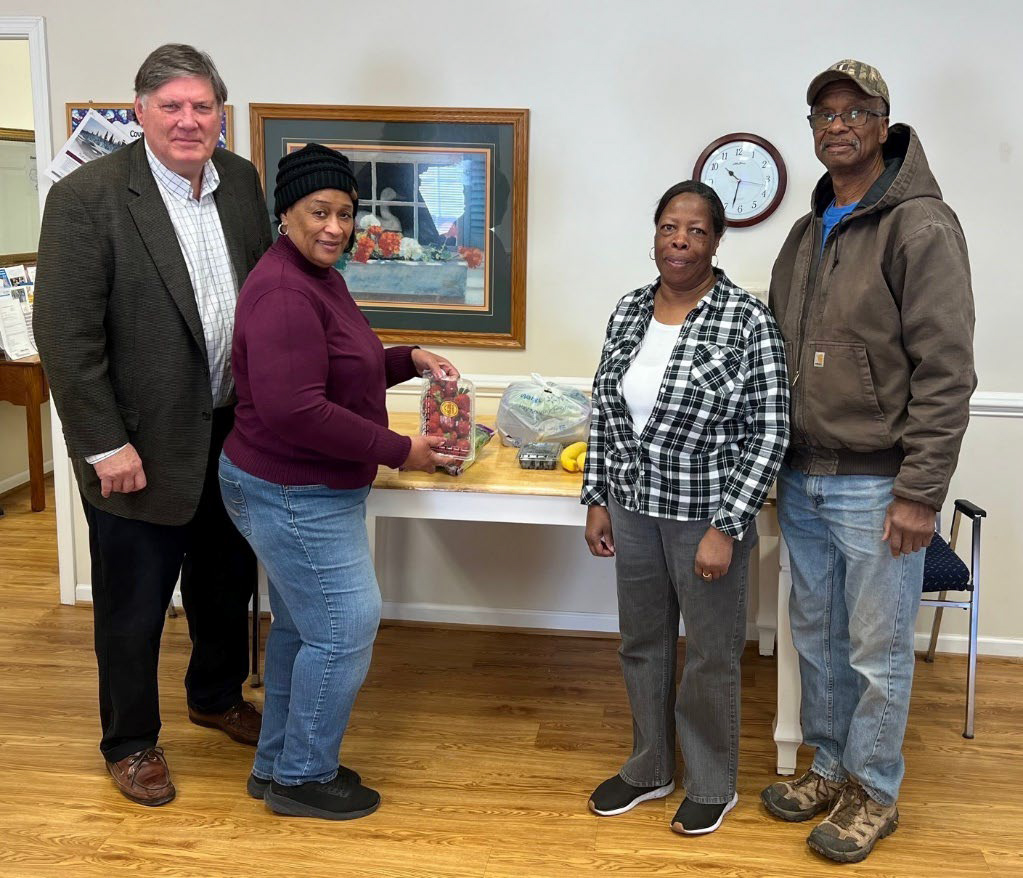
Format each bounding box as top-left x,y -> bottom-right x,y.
246,764 -> 361,800
588,774 -> 675,816
264,772 -> 380,820
670,792 -> 738,835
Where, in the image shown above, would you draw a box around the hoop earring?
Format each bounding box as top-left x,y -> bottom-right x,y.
277,222 -> 289,237
712,253 -> 719,268
649,246 -> 655,261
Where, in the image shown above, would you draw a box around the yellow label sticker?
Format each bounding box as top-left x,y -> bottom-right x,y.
813,351 -> 826,368
440,400 -> 459,417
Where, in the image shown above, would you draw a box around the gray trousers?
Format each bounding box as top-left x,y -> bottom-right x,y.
608,497 -> 753,804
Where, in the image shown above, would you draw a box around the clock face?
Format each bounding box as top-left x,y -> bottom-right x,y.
693,134 -> 787,228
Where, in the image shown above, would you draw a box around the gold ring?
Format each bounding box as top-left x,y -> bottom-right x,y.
702,572 -> 712,579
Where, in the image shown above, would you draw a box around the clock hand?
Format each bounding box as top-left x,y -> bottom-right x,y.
731,179 -> 741,208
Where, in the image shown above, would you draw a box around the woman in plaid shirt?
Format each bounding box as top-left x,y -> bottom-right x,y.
583,181 -> 789,835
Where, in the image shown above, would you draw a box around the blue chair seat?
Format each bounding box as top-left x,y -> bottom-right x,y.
922,533 -> 972,592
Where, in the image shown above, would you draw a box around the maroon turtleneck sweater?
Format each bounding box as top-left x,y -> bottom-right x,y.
224,234 -> 416,489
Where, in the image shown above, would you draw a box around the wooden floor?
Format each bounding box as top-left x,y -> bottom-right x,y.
1,479 -> 1021,877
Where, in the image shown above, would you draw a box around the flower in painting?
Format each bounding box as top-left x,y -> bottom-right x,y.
378,231 -> 402,258
399,237 -> 424,261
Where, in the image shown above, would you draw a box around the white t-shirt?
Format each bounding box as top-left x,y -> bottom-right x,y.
621,317 -> 682,438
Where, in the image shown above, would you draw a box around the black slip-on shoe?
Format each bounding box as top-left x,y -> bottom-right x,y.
670,792 -> 738,835
264,773 -> 380,820
247,764 -> 361,800
588,774 -> 675,816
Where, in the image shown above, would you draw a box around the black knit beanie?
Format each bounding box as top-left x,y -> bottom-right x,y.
273,143 -> 359,219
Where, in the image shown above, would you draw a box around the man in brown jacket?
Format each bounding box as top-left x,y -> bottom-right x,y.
34,45 -> 272,806
760,60 -> 975,863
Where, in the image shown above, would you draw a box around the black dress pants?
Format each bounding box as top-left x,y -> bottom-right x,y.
84,408 -> 255,762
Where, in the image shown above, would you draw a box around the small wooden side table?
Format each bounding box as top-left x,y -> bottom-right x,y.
0,354 -> 50,512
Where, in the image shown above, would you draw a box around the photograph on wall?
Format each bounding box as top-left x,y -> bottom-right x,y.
251,104 -> 529,348
66,103 -> 234,150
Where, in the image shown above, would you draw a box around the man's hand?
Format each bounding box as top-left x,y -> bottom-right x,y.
882,497 -> 936,557
93,444 -> 147,498
694,526 -> 734,581
585,505 -> 615,557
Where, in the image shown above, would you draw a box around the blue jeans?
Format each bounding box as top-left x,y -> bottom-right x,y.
777,465 -> 924,806
218,453 -> 381,786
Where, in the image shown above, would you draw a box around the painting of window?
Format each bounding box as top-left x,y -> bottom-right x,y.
251,104 -> 528,348
317,146 -> 489,310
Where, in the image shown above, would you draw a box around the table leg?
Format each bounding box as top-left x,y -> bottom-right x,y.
250,566 -> 264,687
756,535 -> 779,656
26,399 -> 45,512
774,537 -> 802,775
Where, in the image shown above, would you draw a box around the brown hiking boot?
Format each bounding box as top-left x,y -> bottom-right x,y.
761,769 -> 844,822
807,781 -> 899,863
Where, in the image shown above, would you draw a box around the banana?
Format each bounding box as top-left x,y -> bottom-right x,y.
560,441 -> 588,472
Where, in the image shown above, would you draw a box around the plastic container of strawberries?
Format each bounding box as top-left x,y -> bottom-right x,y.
420,370 -> 476,461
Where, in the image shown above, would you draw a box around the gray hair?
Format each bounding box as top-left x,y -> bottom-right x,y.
134,44 -> 227,106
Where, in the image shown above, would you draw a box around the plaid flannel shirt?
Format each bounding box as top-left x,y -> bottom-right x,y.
581,271 -> 789,539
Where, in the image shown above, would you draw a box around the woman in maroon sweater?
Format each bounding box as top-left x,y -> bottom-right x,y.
219,144 -> 457,821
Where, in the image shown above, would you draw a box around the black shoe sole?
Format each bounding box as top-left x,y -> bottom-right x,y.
807,813 -> 899,863
760,788 -> 833,822
265,788 -> 381,820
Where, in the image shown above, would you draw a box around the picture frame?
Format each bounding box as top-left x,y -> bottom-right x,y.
66,103 -> 234,150
250,104 -> 529,348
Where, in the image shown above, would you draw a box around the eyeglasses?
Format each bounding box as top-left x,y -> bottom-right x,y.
806,108 -> 886,131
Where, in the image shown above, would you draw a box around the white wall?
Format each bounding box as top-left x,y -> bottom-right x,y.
8,0 -> 1020,651
0,34 -> 51,492
0,37 -> 32,129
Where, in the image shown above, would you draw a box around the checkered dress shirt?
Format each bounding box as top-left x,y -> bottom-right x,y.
84,145 -> 241,465
146,141 -> 239,408
581,272 -> 789,539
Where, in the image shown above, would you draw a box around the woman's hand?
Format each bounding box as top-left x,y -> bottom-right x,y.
694,526 -> 734,581
411,348 -> 459,379
402,435 -> 456,474
585,505 -> 616,557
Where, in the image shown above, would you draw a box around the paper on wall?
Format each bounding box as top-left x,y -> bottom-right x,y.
44,109 -> 130,183
0,289 -> 36,360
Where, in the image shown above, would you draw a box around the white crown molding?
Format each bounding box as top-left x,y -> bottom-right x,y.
390,375 -> 1023,419
968,392 -> 1023,418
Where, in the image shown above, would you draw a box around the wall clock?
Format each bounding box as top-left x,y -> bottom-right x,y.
693,133 -> 786,228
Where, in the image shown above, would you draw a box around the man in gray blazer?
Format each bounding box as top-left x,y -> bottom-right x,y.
34,44 -> 272,807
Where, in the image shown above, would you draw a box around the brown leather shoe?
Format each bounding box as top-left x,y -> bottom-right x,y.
106,747 -> 176,806
188,700 -> 262,746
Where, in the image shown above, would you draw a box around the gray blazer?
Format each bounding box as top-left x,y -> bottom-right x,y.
34,138 -> 273,525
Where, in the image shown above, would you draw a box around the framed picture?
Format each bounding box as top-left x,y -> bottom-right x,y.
251,104 -> 529,348
66,103 -> 234,150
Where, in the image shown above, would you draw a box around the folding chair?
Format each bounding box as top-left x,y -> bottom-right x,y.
920,499 -> 986,739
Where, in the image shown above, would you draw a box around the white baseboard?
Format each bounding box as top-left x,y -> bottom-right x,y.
0,459 -> 54,496
72,584 -> 1023,658
913,631 -> 1023,658
380,600 -> 621,634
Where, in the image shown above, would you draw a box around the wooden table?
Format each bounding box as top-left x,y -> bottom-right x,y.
369,414 -> 801,774
0,354 -> 49,512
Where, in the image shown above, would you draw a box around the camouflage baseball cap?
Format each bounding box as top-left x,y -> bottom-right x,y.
807,59 -> 890,109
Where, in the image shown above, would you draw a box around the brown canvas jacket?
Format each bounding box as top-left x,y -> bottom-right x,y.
768,124 -> 975,510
